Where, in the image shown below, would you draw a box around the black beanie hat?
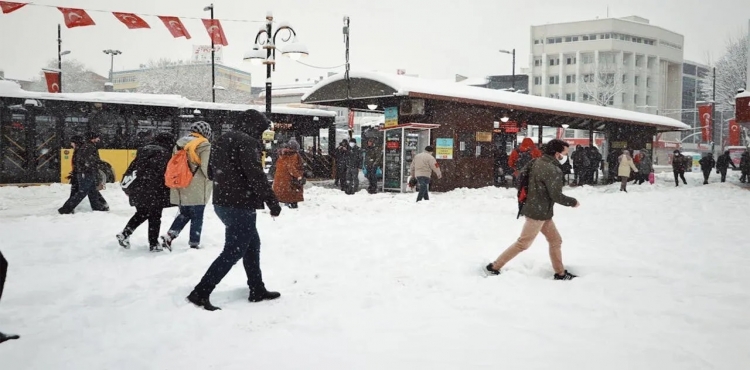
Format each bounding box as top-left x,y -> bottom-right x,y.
236,109 -> 271,139
85,131 -> 100,141
543,139 -> 569,156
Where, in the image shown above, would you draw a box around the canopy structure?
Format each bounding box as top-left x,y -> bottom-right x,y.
301,71 -> 689,132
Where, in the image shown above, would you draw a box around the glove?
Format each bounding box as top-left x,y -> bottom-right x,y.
269,203 -> 282,217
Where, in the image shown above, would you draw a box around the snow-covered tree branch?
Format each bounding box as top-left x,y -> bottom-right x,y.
27,59 -> 105,93
136,59 -> 250,104
701,33 -> 748,109
580,58 -> 625,107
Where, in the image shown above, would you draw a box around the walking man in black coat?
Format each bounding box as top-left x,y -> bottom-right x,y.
699,153 -> 716,184
117,133 -> 176,252
716,151 -> 738,183
187,109 -> 282,311
58,132 -> 109,214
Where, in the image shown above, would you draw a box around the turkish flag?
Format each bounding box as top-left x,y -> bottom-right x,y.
58,7 -> 95,28
0,1 -> 26,14
158,16 -> 191,39
698,103 -> 712,142
43,69 -> 61,93
202,19 -> 228,46
113,12 -> 150,29
728,119 -> 741,146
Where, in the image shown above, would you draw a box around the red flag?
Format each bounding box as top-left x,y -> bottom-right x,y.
202,19 -> 228,46
0,1 -> 26,14
43,69 -> 60,93
113,12 -> 150,29
158,16 -> 191,39
728,119 -> 741,146
58,7 -> 96,28
348,110 -> 355,130
698,103 -> 712,142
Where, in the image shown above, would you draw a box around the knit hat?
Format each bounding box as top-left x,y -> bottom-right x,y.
236,109 -> 271,139
85,131 -> 100,141
288,138 -> 300,151
190,121 -> 213,140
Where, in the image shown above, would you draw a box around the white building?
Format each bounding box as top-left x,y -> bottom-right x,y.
529,16 -> 684,141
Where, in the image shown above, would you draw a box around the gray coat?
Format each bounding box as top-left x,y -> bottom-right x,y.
170,135 -> 213,206
637,152 -> 653,174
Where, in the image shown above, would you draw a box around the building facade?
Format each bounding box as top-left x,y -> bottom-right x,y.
111,63 -> 252,93
681,61 -> 710,144
529,16 -> 684,145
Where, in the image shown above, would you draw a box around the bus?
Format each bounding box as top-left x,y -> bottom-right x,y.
0,80 -> 336,184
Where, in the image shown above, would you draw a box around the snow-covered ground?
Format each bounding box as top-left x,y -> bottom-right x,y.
1,170 -> 749,369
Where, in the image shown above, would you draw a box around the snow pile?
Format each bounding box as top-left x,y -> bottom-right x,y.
0,170 -> 748,369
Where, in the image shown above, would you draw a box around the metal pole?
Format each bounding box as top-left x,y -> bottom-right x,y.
344,16 -> 352,140
109,54 -> 114,83
58,24 -> 62,92
511,48 -> 516,91
210,4 -> 215,103
264,15 -> 272,115
712,67 -> 717,154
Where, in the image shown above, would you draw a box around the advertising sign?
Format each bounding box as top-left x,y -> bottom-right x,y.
383,129 -> 403,189
384,107 -> 398,128
192,45 -> 223,64
435,138 -> 454,159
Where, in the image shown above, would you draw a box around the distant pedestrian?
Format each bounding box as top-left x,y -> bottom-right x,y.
58,132 -> 109,214
672,150 -> 688,186
364,138 -> 382,194
740,151 -> 750,183
344,138 -> 362,195
409,145 -> 443,202
716,151 -> 738,182
618,150 -> 638,192
0,249 -> 20,344
699,153 -> 715,185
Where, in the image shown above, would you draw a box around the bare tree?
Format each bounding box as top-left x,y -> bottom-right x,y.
701,33 -> 748,109
27,59 -> 106,93
580,57 -> 625,107
136,59 -> 250,104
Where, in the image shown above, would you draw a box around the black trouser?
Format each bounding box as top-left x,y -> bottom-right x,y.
0,250 -> 7,302
365,165 -> 378,193
124,206 -> 164,246
674,170 -> 686,186
59,172 -> 108,213
718,168 -> 729,182
741,171 -> 749,183
702,170 -> 711,184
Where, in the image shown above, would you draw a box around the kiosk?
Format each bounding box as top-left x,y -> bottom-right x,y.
381,123 -> 439,192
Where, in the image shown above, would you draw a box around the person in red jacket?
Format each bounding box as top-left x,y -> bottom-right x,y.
508,138 -> 542,182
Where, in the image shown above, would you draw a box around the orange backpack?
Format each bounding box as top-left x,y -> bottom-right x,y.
164,136 -> 207,189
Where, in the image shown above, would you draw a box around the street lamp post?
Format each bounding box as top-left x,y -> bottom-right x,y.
243,12 -> 309,115
103,49 -> 122,83
204,4 -> 216,103
57,24 -> 63,92
499,49 -> 516,91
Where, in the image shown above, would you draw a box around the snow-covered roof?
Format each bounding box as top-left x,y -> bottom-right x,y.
302,71 -> 689,130
457,77 -> 489,86
0,80 -> 335,118
257,87 -> 312,98
737,90 -> 750,99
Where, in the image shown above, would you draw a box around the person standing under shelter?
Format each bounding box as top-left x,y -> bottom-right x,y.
485,139 -> 579,280
364,138 -> 382,194
344,138 -> 362,195
618,150 -> 638,193
409,145 -> 442,202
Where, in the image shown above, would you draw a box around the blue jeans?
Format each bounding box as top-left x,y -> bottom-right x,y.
168,205 -> 206,245
192,206 -> 265,298
417,176 -> 431,201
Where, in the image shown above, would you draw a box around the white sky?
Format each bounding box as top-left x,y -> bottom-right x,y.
1,0 -> 748,87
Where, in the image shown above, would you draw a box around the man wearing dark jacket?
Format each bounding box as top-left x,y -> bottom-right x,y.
344,138 -> 362,195
672,150 -> 688,187
364,138 -> 382,194
715,150 -> 738,182
485,139 -> 579,280
699,153 -> 716,185
187,109 -> 282,311
117,133 -> 175,251
58,132 -> 109,214
334,140 -> 348,190
0,250 -> 20,344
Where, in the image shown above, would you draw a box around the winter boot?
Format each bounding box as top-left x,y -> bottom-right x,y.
159,231 -> 178,252
0,331 -> 20,344
483,263 -> 501,276
116,228 -> 133,249
554,270 -> 577,280
186,291 -> 221,311
188,242 -> 201,249
248,289 -> 281,302
149,244 -> 163,253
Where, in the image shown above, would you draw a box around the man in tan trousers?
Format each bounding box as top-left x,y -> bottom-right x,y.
485,139 -> 579,280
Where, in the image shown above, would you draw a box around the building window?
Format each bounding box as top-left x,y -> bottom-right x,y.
583,93 -> 593,102
634,94 -> 639,104
534,76 -> 542,85
566,75 -> 576,84
583,74 -> 594,83
534,59 -> 542,67
564,129 -> 576,138
622,93 -> 626,103
549,93 -> 560,99
622,74 -> 628,84
549,76 -> 560,85
582,54 -> 594,64
534,39 -> 542,45
646,77 -> 651,88
566,57 -> 577,65
549,58 -> 560,66
634,76 -> 640,86
646,96 -> 651,105
565,93 -> 576,101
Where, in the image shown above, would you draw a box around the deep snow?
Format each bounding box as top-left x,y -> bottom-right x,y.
0,170 -> 749,369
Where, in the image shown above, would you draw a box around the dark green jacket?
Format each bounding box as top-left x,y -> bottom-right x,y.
522,155 -> 578,221
364,145 -> 382,168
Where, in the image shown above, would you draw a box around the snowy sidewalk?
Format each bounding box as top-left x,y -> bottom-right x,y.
0,170 -> 748,369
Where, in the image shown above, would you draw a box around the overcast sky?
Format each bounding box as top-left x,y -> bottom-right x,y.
1,0 -> 748,87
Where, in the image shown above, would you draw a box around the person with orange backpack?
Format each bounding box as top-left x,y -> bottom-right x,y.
117,133 -> 176,252
160,122 -> 213,250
